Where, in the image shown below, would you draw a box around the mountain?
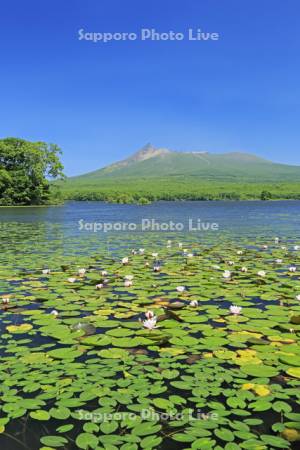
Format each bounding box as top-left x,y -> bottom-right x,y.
70,143 -> 300,182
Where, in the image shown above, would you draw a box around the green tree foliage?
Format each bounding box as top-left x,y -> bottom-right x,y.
0,137 -> 64,205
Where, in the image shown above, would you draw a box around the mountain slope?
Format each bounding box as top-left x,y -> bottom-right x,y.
70,144 -> 300,183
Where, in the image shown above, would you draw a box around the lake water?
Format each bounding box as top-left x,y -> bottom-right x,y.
1,201 -> 300,450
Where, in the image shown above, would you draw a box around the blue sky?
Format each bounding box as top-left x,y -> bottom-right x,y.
0,0 -> 299,176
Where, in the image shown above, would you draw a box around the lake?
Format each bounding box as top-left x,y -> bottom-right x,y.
1,201 -> 300,450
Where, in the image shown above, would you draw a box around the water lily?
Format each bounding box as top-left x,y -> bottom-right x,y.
281,246 -> 287,250
142,318 -> 158,330
101,270 -> 108,276
176,286 -> 186,293
131,249 -> 137,255
223,270 -> 231,279
152,252 -> 158,258
121,257 -> 129,265
139,248 -> 145,254
50,309 -> 58,317
275,237 -> 279,244
257,270 -> 266,277
296,295 -> 300,301
145,310 -> 156,320
78,268 -> 86,276
212,264 -> 221,270
42,269 -> 50,274
96,283 -> 103,289
262,245 -> 268,249
68,277 -> 76,283
228,261 -> 234,266
153,265 -> 161,272
294,245 -> 300,251
190,300 -> 198,307
178,242 -> 183,248
124,275 -> 134,281
237,251 -> 243,255
124,280 -> 133,287
289,266 -> 297,272
2,296 -> 10,305
187,253 -> 194,258
241,266 -> 248,272
230,305 -> 242,315
276,259 -> 283,264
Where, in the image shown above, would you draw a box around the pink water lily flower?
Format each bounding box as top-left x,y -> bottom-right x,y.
230,305 -> 242,315
96,283 -> 104,289
145,310 -> 156,320
124,280 -> 133,287
142,318 -> 158,330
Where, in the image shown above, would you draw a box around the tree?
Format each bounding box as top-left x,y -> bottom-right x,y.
260,190 -> 272,201
0,137 -> 65,205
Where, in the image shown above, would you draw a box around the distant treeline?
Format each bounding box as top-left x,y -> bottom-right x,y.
60,179 -> 300,204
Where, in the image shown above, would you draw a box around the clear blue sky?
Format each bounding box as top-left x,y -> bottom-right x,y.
0,0 -> 299,176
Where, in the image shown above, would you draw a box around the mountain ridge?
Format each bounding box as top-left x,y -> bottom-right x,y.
70,143 -> 300,182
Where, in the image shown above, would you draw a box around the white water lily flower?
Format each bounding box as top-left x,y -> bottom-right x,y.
241,267 -> 248,272
275,237 -> 279,244
223,270 -> 231,279
228,261 -> 234,266
142,318 -> 158,330
230,305 -> 242,315
237,251 -> 243,255
281,246 -> 287,250
131,249 -> 137,255
257,270 -> 266,277
262,245 -> 268,249
187,253 -> 194,258
96,283 -> 103,289
2,296 -> 10,304
153,265 -> 161,272
124,275 -> 134,281
178,243 -> 183,248
294,245 -> 300,251
212,265 -> 221,270
121,257 -> 129,265
42,269 -> 50,275
176,286 -> 186,293
190,300 -> 198,307
289,266 -> 297,272
78,268 -> 86,276
276,259 -> 283,264
145,310 -> 156,320
296,295 -> 300,301
152,253 -> 158,258
139,248 -> 145,254
68,277 -> 76,283
101,270 -> 108,276
50,309 -> 58,317
124,280 -> 133,287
